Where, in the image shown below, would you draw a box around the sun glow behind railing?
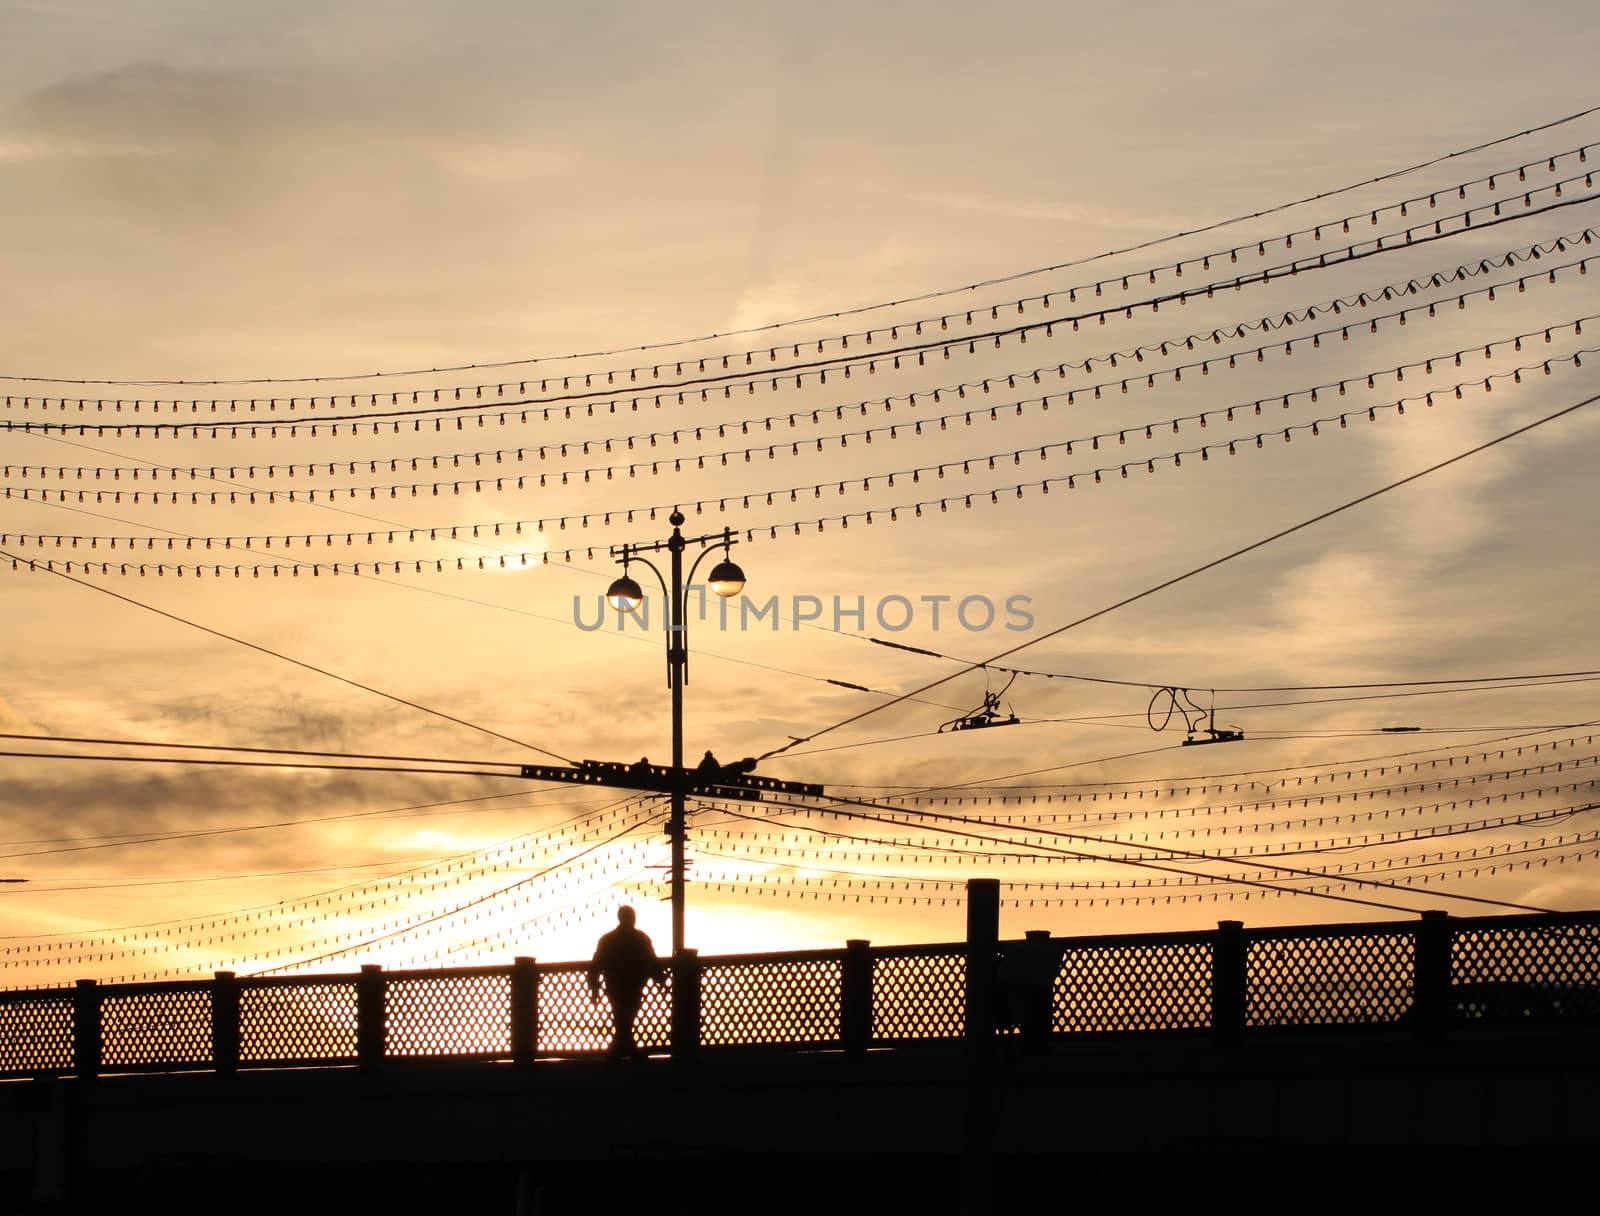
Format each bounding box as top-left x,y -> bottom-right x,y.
0,912 -> 1597,1079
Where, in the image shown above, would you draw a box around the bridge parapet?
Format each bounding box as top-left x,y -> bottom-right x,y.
3,901 -> 1598,1080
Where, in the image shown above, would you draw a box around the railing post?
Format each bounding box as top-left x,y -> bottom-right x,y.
671,949 -> 700,1061
212,971 -> 240,1075
842,939 -> 873,1055
73,979 -> 101,1082
962,880 -> 1001,1216
1019,930 -> 1055,1054
357,964 -> 386,1072
1213,920 -> 1246,1039
1413,910 -> 1451,1038
965,878 -> 1000,1044
511,957 -> 538,1068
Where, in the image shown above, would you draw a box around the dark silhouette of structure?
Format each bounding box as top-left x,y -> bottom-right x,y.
586,906 -> 665,1057
997,929 -> 1058,1053
4,895 -> 1600,1210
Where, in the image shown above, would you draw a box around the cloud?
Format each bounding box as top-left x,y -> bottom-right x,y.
838,177 -> 1193,237
4,59 -> 569,200
0,694 -> 37,732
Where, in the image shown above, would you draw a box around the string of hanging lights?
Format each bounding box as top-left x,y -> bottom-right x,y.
4,136 -> 1592,395
6,184 -> 1596,438
7,228 -> 1591,488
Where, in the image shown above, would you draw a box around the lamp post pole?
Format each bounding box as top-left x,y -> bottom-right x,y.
666,522 -> 687,955
607,510 -> 746,958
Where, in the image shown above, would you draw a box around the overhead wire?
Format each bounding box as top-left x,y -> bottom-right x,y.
5,113 -> 1595,390
9,222 -> 1590,487
846,723 -> 1600,798
9,186 -> 1598,438
245,802 -> 663,975
0,787 -> 611,849
11,328 -> 1594,569
1,796 -> 665,975
699,795 -> 1422,914
864,633 -> 1600,695
6,115 -> 1599,971
755,390 -> 1600,762
2,794 -> 657,945
0,556 -> 575,762
692,819 -> 1600,884
0,731 -> 534,771
762,792 -> 1555,914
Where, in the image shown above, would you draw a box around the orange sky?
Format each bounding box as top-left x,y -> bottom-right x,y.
2,1 -> 1599,985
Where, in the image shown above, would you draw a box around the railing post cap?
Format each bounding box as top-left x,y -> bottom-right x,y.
360,963 -> 383,974
1420,910 -> 1450,921
214,970 -> 236,980
1217,919 -> 1244,931
513,955 -> 536,965
1024,930 -> 1052,941
846,938 -> 871,949
76,978 -> 97,989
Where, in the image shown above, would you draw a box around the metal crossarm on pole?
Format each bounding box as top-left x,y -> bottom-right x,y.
713,772 -> 825,798
517,759 -> 822,802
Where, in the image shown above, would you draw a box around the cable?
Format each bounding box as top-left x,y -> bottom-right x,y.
843,725 -> 1600,803
16,854 -> 475,894
755,389 -> 1600,762
245,805 -> 662,975
0,787 -> 612,850
3,795 -> 656,945
859,753 -> 1600,824
1009,675 -> 1600,730
866,636 -> 1600,695
1,801 -> 665,975
0,731 -> 532,771
11,224 -> 1588,486
7,111 -> 1596,388
0,556 -> 575,763
693,821 -> 1600,885
0,749 -> 521,780
781,792 -> 1554,914
15,271 -> 1591,511
13,188 -> 1598,437
14,328 -> 1592,568
707,796 -> 1423,914
0,496 -> 969,715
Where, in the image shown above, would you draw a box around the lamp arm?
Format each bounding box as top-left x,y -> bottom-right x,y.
684,542 -> 724,603
624,554 -> 671,686
681,531 -> 737,682
628,554 -> 669,601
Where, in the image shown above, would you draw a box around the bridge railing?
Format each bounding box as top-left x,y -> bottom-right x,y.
2,907 -> 1597,1079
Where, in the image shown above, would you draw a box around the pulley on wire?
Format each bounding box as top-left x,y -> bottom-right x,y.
939,671 -> 1020,733
1147,686 -> 1245,746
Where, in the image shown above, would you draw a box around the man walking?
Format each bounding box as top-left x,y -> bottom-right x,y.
587,906 -> 666,1058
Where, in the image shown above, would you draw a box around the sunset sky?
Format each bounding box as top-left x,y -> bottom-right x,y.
3,1 -> 1599,986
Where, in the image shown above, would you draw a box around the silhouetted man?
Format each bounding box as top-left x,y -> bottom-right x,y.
587,906 -> 666,1058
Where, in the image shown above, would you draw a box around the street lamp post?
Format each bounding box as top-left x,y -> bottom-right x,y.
605,510 -> 746,957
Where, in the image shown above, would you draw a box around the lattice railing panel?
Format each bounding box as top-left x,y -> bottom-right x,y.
873,950 -> 965,1041
1054,941 -> 1212,1033
0,994 -> 73,1076
535,966 -> 669,1053
101,987 -> 212,1068
1246,931 -> 1414,1027
386,973 -> 512,1058
1449,920 -> 1600,1024
701,958 -> 841,1047
240,981 -> 358,1064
